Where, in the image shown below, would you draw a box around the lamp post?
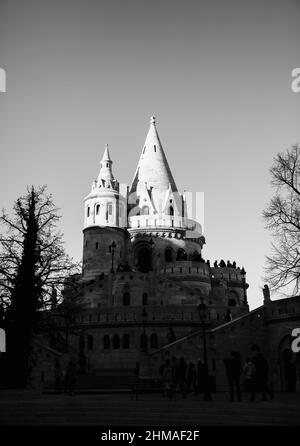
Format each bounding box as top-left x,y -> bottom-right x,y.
142,306 -> 148,352
197,298 -> 212,401
109,241 -> 116,273
240,267 -> 248,305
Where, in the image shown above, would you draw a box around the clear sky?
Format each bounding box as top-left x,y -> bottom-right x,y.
0,0 -> 300,309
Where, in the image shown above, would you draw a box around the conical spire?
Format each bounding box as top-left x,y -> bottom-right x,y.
102,143 -> 111,162
130,116 -> 178,195
98,144 -> 115,183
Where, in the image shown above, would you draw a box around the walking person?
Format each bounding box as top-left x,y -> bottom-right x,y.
186,363 -> 197,396
224,352 -> 242,402
243,357 -> 256,401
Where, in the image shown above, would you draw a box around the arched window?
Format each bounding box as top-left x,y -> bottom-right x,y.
168,206 -> 174,216
140,333 -> 148,350
123,292 -> 130,306
176,248 -> 186,261
87,206 -> 90,217
228,291 -> 238,307
150,333 -> 158,349
87,335 -> 94,350
122,334 -> 130,349
137,246 -> 152,272
96,204 -> 100,215
103,335 -> 110,349
165,248 -> 173,262
113,334 -> 120,349
142,293 -> 148,306
141,206 -> 149,215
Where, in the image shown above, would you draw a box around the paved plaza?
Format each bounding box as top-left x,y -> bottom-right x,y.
0,390 -> 299,426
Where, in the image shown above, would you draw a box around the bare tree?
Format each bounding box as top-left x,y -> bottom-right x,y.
263,145 -> 300,295
0,186 -> 79,386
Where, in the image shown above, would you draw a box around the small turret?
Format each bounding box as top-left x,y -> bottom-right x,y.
84,145 -> 126,229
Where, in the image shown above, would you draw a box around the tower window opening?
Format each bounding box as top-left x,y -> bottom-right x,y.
103,335 -> 110,349
95,242 -> 99,250
113,334 -> 120,349
154,145 -> 156,152
123,292 -> 130,306
122,334 -> 130,349
140,333 -> 148,350
165,248 -> 173,262
87,207 -> 90,217
108,203 -> 113,215
168,206 -> 174,216
96,204 -> 100,215
141,206 -> 149,215
142,293 -> 148,306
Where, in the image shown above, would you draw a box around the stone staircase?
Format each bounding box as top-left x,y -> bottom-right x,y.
43,368 -> 162,395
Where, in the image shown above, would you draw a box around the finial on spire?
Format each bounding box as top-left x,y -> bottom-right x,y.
102,143 -> 111,162
150,116 -> 156,125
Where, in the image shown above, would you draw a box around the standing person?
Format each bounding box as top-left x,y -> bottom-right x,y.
186,363 -> 197,395
224,352 -> 242,402
171,356 -> 179,399
252,351 -> 274,400
196,359 -> 205,395
64,360 -> 77,395
162,359 -> 174,401
243,357 -> 256,401
54,359 -> 63,393
177,357 -> 187,398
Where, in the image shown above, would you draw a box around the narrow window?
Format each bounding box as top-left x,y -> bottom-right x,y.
140,333 -> 148,350
113,334 -> 120,349
103,335 -> 110,349
154,145 -> 156,152
95,242 -> 99,250
123,334 -> 130,349
87,206 -> 90,217
108,203 -> 113,215
123,292 -> 130,306
142,293 -> 148,306
96,204 -> 100,215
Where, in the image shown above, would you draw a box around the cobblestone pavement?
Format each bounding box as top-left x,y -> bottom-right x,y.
0,390 -> 300,426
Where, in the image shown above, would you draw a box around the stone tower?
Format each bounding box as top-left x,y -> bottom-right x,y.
60,116 -> 249,371
82,145 -> 128,277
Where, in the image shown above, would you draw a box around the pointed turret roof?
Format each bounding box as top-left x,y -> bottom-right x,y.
97,144 -> 115,182
102,143 -> 112,162
130,116 -> 178,195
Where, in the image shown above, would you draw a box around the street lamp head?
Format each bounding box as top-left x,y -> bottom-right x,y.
197,298 -> 207,321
